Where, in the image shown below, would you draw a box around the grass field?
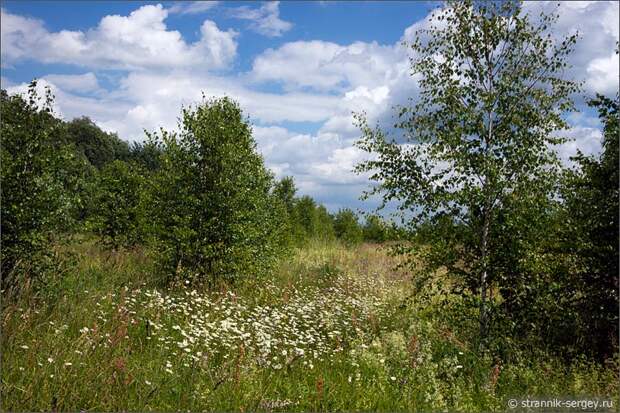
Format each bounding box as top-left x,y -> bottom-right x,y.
2,238 -> 618,411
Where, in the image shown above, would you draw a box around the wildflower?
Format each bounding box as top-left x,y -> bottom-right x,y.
47,357 -> 54,363
20,345 -> 29,349
165,368 -> 173,374
456,365 -> 463,369
145,380 -> 152,385
390,376 -> 396,381
64,362 -> 72,367
80,327 -> 89,334
348,376 -> 352,383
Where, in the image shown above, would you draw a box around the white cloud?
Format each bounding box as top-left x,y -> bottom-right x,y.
0,5 -> 238,70
168,1 -> 219,15
587,53 -> 620,96
2,1 -> 617,212
522,1 -> 619,96
43,73 -> 100,93
5,78 -> 132,127
229,1 -> 292,37
251,40 -> 409,92
556,126 -> 604,164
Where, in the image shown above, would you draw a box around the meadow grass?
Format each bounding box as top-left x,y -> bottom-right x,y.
2,238 -> 618,411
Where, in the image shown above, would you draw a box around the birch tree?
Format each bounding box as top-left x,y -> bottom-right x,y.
355,0 -> 579,341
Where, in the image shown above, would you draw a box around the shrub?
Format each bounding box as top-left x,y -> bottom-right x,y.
90,160 -> 146,250
147,96 -> 288,285
0,82 -> 82,294
333,209 -> 363,245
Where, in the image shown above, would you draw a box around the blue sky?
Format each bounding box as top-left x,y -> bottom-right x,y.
1,1 -> 618,213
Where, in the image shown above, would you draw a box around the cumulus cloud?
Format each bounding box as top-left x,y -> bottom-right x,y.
0,5 -> 237,70
229,1 -> 292,37
252,126 -> 374,210
522,1 -> 619,96
43,73 -> 100,94
2,1 -> 617,211
251,40 -> 409,92
556,125 -> 605,164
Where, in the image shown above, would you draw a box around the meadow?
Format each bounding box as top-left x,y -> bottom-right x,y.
2,237 -> 617,412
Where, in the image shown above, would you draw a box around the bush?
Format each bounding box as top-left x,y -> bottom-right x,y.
333,209 -> 363,245
147,96 -> 288,285
0,82 -> 83,294
90,160 -> 146,250
559,94 -> 619,359
363,214 -> 388,243
66,117 -> 130,169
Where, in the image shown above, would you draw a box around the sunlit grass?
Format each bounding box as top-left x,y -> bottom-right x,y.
2,238 -> 618,411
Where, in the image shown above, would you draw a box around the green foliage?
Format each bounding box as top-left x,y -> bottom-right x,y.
289,195 -> 336,245
363,215 -> 393,243
356,0 -> 579,346
128,140 -> 162,171
66,117 -> 130,169
292,195 -> 320,241
333,209 -> 363,245
559,94 -> 619,359
0,82 -> 84,294
273,176 -> 296,214
90,160 -> 146,250
3,241 -> 617,412
314,205 -> 336,242
146,96 -> 288,284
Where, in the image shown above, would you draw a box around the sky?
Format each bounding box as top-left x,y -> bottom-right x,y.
1,1 -> 618,213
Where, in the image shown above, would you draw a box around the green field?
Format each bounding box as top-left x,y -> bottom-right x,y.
2,238 -> 617,412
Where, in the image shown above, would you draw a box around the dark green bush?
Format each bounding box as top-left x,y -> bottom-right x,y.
90,160 -> 146,250
333,208 -> 363,245
1,82 -> 83,294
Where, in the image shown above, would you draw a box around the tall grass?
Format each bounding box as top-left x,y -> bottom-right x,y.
2,237 -> 618,411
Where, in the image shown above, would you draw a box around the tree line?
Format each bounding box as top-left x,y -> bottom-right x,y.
1,84 -> 398,294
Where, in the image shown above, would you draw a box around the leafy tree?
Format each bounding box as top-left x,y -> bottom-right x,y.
560,94 -> 619,359
129,140 -> 162,171
147,96 -> 287,285
90,160 -> 145,250
355,0 -> 579,342
289,196 -> 336,243
333,209 -> 363,245
293,195 -> 319,241
315,205 -> 336,242
1,82 -> 82,293
273,176 -> 297,214
66,117 -> 130,169
363,214 -> 388,243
